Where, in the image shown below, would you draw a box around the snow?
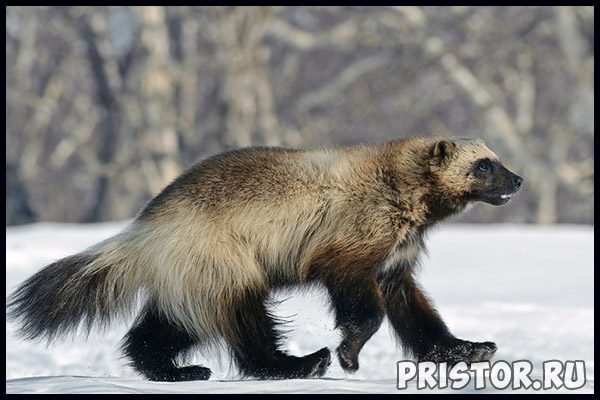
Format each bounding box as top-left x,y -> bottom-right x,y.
5,222 -> 594,393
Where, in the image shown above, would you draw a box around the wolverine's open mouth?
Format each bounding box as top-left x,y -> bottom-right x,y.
476,191 -> 515,206
493,194 -> 512,205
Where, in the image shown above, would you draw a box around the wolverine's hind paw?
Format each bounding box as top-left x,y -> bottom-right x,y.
308,347 -> 332,378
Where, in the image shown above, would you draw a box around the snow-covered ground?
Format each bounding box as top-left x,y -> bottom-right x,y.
6,222 -> 594,393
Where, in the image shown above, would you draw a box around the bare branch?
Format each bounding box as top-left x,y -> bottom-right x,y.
296,54 -> 392,114
264,18 -> 358,51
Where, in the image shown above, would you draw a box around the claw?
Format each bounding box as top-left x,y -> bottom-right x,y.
470,341 -> 498,362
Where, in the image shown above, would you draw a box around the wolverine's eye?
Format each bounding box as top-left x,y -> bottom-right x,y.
477,160 -> 490,172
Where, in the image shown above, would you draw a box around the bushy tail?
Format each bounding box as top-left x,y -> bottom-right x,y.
7,237 -> 139,341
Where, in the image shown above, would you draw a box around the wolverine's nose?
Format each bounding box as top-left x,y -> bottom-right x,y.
513,175 -> 523,191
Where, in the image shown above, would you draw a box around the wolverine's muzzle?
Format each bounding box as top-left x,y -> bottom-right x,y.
486,168 -> 523,205
472,164 -> 523,206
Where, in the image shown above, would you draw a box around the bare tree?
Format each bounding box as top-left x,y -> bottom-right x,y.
5,6 -> 594,225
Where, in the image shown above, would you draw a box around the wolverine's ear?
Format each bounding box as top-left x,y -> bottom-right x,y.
432,140 -> 456,162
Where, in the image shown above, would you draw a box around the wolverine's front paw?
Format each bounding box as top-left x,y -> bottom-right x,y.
419,339 -> 497,365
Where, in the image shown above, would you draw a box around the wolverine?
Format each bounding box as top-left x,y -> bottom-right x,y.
7,137 -> 523,381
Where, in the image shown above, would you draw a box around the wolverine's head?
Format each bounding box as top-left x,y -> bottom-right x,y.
430,138 -> 523,206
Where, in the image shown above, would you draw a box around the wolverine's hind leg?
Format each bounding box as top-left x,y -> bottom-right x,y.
227,288 -> 331,379
122,301 -> 211,381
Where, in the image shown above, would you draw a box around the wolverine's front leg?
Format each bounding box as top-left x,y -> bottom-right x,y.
323,275 -> 385,372
378,266 -> 497,364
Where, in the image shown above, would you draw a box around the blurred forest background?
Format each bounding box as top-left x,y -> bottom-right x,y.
6,6 -> 594,225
